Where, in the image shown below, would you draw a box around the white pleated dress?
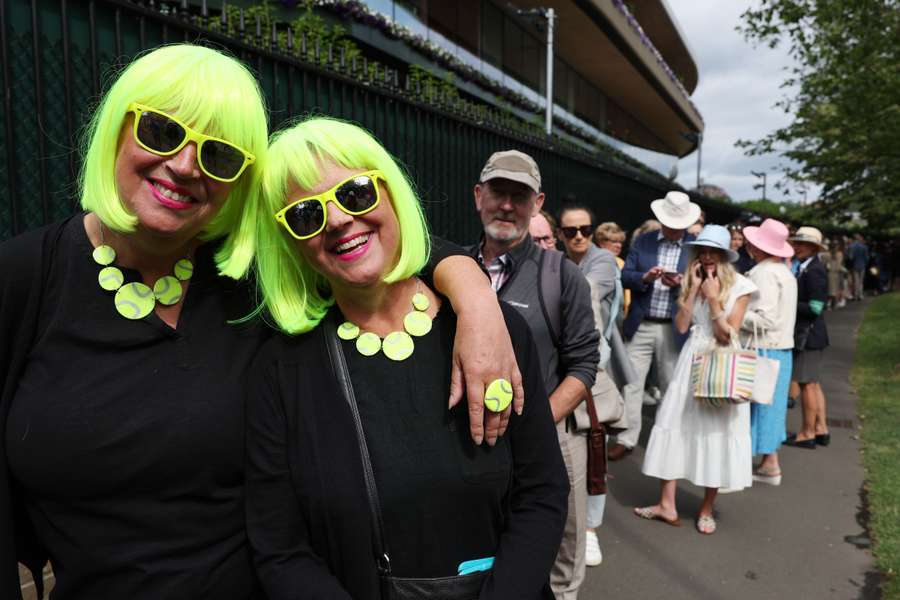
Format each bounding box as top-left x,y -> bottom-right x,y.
641,274 -> 758,490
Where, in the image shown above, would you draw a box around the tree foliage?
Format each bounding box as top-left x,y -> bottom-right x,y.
737,0 -> 900,231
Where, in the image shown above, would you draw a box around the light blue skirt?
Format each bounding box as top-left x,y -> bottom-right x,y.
750,349 -> 793,455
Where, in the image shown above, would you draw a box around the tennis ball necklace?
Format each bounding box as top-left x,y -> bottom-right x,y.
91,224 -> 194,320
336,286 -> 433,361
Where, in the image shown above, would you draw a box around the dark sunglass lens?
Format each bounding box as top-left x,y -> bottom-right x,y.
336,176 -> 378,212
285,201 -> 325,237
136,112 -> 185,153
201,140 -> 245,180
579,226 -> 593,237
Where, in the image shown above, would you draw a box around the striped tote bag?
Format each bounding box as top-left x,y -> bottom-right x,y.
690,341 -> 758,407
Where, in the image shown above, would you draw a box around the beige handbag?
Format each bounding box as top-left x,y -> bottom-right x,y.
573,369 -> 625,431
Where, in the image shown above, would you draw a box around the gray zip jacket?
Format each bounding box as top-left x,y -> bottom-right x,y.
468,235 -> 599,397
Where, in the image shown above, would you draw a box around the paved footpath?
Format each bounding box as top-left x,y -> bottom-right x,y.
581,299 -> 880,600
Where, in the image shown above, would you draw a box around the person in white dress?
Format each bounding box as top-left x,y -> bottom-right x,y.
633,225 -> 758,535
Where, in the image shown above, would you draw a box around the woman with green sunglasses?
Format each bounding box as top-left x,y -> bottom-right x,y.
246,117 -> 567,600
0,44 -> 522,599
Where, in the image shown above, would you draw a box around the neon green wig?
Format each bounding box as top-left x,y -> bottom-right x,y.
257,117 -> 431,335
78,44 -> 268,278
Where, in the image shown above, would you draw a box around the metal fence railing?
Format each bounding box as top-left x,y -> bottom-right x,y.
0,0 -> 738,243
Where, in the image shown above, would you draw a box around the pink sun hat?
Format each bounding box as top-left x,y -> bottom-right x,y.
742,218 -> 794,258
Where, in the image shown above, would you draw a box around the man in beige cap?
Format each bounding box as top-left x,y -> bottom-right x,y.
609,191 -> 699,460
468,150 -> 600,599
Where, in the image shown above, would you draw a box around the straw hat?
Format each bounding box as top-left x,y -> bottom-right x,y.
684,224 -> 739,262
650,191 -> 701,230
742,218 -> 794,258
788,226 -> 828,251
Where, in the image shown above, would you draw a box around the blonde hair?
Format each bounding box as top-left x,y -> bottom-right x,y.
594,222 -> 625,246
679,247 -> 737,308
79,44 -> 269,279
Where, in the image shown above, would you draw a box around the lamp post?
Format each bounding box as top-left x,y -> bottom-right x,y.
751,170 -> 767,201
680,131 -> 702,189
516,7 -> 555,137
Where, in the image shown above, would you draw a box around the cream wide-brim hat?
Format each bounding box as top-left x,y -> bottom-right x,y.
650,191 -> 702,230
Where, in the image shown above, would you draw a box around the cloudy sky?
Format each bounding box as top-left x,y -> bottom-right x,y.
666,1 -> 810,204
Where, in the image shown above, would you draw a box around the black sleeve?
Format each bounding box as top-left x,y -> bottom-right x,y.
482,307 -> 569,599
420,235 -> 482,289
244,350 -> 353,600
797,264 -> 828,319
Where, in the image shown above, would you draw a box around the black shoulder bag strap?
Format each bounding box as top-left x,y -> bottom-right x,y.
322,316 -> 392,579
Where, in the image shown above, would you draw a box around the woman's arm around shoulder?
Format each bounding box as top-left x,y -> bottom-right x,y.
244,337 -> 353,600
481,305 -> 569,599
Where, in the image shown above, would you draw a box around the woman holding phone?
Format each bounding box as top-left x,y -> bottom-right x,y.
634,225 -> 757,535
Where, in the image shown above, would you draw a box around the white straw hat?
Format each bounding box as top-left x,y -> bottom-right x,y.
650,191 -> 702,230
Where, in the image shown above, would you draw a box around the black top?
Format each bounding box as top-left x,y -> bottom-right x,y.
795,256 -> 829,350
0,213 -> 470,599
245,304 -> 568,600
5,215 -> 269,599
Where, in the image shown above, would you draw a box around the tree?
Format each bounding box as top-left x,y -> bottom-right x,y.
737,0 -> 900,231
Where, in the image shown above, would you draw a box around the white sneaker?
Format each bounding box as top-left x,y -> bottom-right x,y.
585,530 -> 603,566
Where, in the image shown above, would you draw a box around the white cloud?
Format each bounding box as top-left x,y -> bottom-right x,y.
667,0 -> 819,204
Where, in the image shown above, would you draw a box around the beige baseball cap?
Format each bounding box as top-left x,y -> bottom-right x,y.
479,150 -> 541,193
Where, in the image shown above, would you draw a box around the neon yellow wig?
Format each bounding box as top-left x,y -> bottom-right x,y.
78,44 -> 268,278
256,117 -> 431,335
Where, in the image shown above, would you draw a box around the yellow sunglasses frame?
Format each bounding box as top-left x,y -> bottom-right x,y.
127,102 -> 256,183
274,170 -> 385,240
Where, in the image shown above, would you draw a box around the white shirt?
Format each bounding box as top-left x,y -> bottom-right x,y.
740,259 -> 798,349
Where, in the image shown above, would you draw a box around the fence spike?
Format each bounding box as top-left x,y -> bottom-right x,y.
270,22 -> 277,51
255,14 -> 261,47
339,46 -> 345,70
287,27 -> 294,53
221,0 -> 227,29
301,32 -> 307,57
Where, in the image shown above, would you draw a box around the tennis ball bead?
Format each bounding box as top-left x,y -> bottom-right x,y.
356,332 -> 382,356
338,322 -> 361,340
98,266 -> 124,291
114,282 -> 155,320
484,379 -> 513,413
383,331 -> 414,361
153,275 -> 183,306
92,245 -> 116,266
403,311 -> 432,337
173,259 -> 194,281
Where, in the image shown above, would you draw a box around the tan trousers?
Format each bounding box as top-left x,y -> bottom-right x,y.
550,422 -> 587,600
618,321 -> 678,449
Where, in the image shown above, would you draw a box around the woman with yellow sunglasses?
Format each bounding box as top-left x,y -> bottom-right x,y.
245,117 -> 567,599
0,45 -> 522,599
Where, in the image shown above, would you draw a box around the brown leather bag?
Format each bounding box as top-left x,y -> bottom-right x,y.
585,390 -> 608,495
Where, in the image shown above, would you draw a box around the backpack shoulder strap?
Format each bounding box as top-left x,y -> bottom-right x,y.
538,249 -> 564,348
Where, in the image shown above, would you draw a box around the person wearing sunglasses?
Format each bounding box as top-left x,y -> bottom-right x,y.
0,45 -> 522,600
246,118 -> 568,600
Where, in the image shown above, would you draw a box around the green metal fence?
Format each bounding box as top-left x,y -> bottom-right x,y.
0,0 -> 738,244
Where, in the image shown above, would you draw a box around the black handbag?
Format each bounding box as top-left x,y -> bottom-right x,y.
323,317 -> 489,600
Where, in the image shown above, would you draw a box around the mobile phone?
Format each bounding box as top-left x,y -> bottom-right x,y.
663,271 -> 679,277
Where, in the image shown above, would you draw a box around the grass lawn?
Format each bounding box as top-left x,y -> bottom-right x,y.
853,293 -> 900,599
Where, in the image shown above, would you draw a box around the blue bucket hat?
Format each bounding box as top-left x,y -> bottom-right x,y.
684,224 -> 739,263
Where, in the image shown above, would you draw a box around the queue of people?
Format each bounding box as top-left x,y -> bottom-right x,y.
0,43 -> 857,600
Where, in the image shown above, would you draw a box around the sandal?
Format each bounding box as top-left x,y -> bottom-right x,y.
696,514 -> 717,535
633,506 -> 681,527
752,468 -> 782,486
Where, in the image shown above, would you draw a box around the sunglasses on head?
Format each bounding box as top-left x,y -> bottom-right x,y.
559,225 -> 593,239
275,170 -> 385,240
128,103 -> 255,183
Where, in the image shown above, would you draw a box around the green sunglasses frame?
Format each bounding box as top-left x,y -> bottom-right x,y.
128,102 -> 256,183
274,170 -> 385,240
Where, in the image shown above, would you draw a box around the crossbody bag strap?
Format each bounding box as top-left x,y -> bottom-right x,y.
323,316 -> 392,577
